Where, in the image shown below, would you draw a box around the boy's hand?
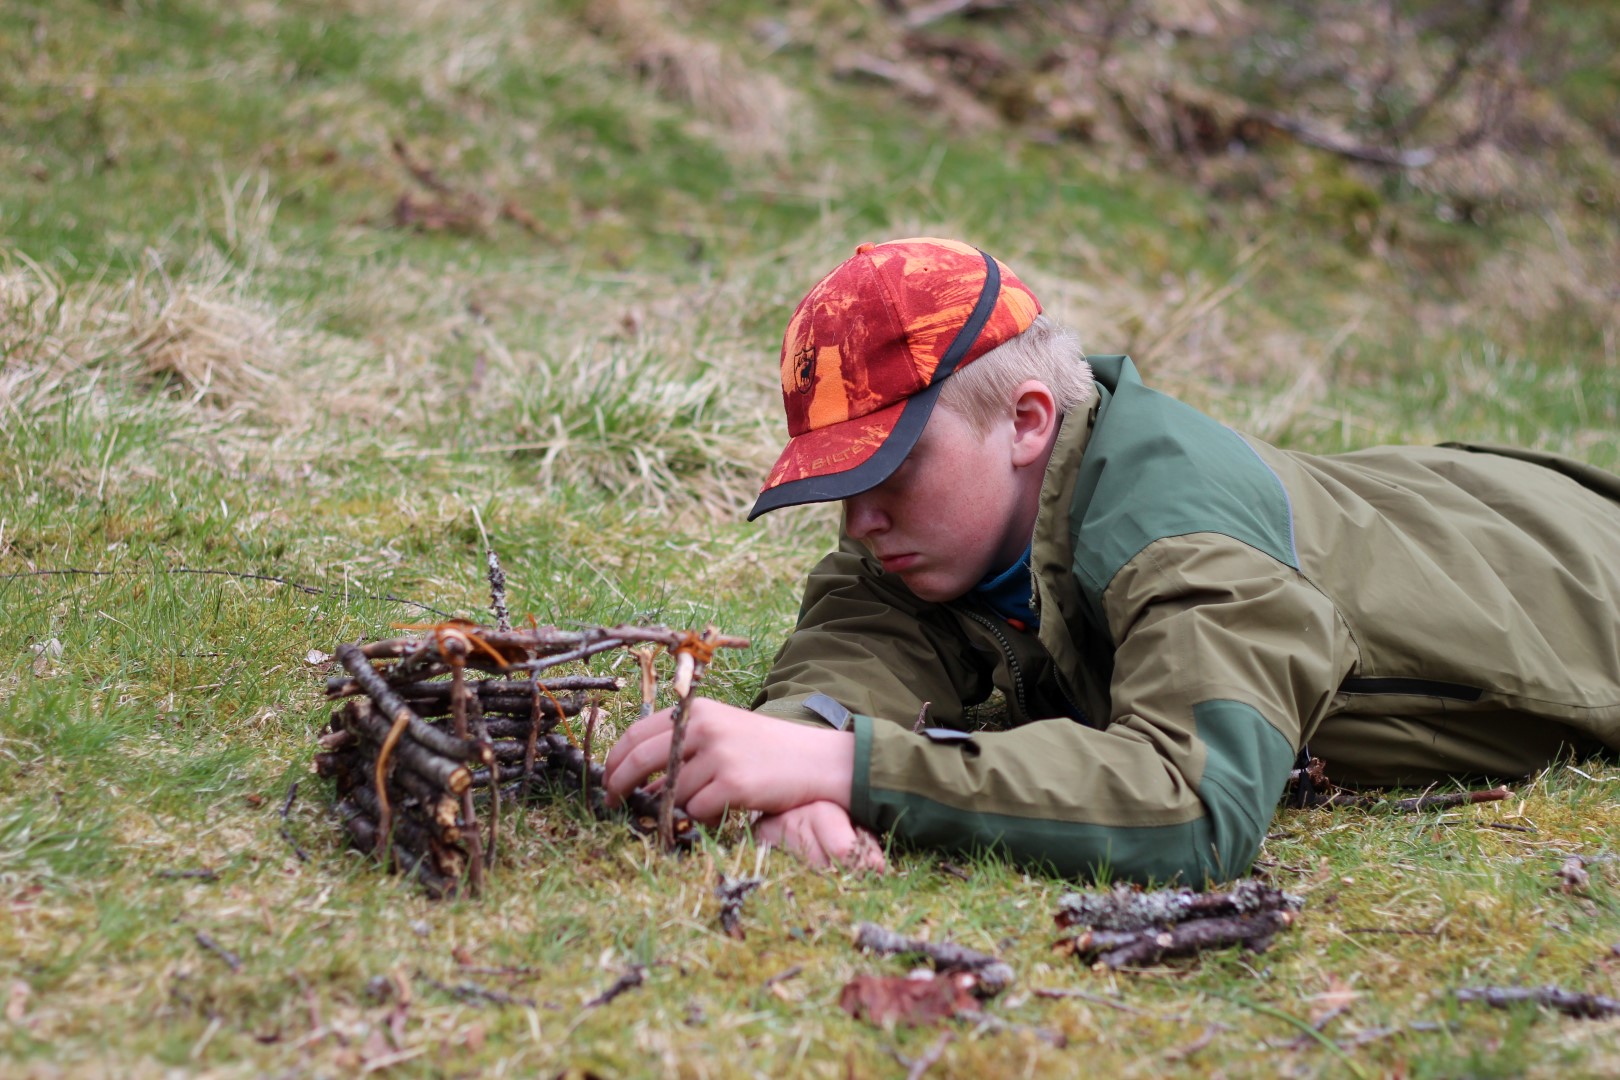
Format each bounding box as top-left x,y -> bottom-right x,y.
601,699 -> 855,825
753,801 -> 886,872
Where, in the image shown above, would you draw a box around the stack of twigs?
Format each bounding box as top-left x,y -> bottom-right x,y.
313,618 -> 746,899
1053,881 -> 1303,970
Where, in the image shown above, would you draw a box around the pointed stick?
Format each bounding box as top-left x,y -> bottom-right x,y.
658,627 -> 717,850
471,505 -> 511,633
447,637 -> 485,896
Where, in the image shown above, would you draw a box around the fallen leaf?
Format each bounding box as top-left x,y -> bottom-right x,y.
464,1022 -> 485,1052
6,980 -> 30,1023
1307,975 -> 1358,1026
1558,856 -> 1591,894
360,1026 -> 390,1064
387,1003 -> 409,1050
838,972 -> 980,1027
30,638 -> 60,678
306,649 -> 332,665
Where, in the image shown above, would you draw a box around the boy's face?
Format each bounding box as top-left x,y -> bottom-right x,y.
841,402 -> 1032,603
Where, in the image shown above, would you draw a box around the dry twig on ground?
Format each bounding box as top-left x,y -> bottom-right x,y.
1285,756 -> 1512,812
854,922 -> 1014,996
715,874 -> 764,940
1456,985 -> 1620,1020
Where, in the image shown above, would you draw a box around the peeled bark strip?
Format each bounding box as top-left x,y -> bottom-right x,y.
855,922 -> 1015,996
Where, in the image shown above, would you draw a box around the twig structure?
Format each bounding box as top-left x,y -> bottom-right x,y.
314,616 -> 747,898
1054,881 -> 1303,970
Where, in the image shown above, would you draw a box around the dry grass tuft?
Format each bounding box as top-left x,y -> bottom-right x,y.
1,247 -> 361,433
584,0 -> 802,158
2,229 -> 802,519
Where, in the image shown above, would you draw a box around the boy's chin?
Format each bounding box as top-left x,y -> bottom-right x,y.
898,572 -> 976,605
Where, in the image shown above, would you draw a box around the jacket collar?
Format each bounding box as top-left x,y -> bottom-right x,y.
1029,387 -> 1105,717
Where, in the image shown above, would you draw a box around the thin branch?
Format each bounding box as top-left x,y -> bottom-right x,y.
418,973 -> 536,1008
855,922 -> 1014,995
1456,985 -> 1620,1020
583,965 -> 646,1009
279,781 -> 310,863
194,931 -> 243,973
895,1031 -> 954,1080
470,506 -> 511,632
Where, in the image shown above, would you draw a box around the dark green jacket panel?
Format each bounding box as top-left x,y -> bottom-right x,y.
1193,699 -> 1299,874
1073,357 -> 1298,610
848,697 -> 1295,884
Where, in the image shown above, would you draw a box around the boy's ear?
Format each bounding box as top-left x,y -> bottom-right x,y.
1009,380 -> 1059,469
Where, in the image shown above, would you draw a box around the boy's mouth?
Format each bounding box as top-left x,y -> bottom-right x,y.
878,553 -> 919,573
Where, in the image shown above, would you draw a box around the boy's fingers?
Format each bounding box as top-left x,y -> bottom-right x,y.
675,763 -> 729,825
849,827 -> 887,873
602,711 -> 672,773
751,813 -> 781,848
809,811 -> 850,868
793,812 -> 832,867
602,730 -> 673,804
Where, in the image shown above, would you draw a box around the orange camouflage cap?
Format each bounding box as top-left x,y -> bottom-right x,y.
748,237 -> 1041,520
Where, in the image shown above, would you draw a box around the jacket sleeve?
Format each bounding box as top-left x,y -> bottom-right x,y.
850,534 -> 1354,884
752,536 -> 995,729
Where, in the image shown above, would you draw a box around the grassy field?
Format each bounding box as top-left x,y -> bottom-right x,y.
3,0 -> 1619,1076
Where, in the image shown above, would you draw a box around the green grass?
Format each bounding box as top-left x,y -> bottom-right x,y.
3,0 -> 1620,1075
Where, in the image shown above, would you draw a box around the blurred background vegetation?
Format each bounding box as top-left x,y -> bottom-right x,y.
2,1 -> 1618,1075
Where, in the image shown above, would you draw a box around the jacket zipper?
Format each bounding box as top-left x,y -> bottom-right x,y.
961,608 -> 1030,720
1338,676 -> 1482,702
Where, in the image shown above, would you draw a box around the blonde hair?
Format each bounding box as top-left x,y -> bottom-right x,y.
937,314 -> 1095,434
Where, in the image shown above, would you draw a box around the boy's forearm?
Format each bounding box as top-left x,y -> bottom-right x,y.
847,708 -> 1276,883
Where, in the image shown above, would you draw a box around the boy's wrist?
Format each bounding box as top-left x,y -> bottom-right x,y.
806,726 -> 857,810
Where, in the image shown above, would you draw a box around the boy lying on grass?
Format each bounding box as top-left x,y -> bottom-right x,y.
603,237 -> 1620,882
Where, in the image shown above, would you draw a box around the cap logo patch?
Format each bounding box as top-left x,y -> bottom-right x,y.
790,342 -> 817,395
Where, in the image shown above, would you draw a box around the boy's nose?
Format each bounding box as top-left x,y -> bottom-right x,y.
843,492 -> 889,540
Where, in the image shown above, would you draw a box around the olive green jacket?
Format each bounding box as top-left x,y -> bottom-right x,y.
754,356 -> 1620,884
